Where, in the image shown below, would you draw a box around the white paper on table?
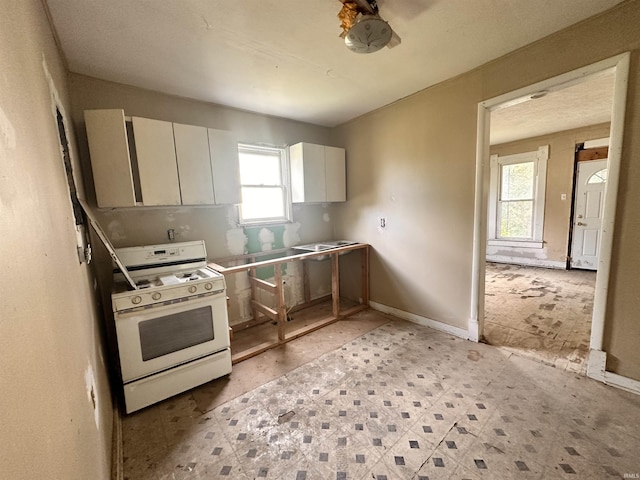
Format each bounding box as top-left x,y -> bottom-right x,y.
159,275 -> 181,286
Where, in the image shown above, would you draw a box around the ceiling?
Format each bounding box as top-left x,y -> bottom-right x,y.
490,71 -> 615,145
46,0 -> 623,129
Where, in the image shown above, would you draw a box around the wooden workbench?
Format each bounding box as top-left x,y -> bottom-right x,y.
209,243 -> 370,363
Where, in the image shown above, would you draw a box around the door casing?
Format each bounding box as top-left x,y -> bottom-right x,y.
469,53 -> 630,388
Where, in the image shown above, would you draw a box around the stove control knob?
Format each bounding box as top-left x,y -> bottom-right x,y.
204,282 -> 213,291
188,285 -> 197,294
151,292 -> 161,301
131,296 -> 142,305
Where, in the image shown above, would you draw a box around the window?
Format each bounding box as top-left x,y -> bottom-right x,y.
488,146 -> 548,248
238,144 -> 291,224
587,168 -> 607,184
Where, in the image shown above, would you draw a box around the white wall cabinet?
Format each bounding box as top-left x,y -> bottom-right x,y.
208,128 -> 241,205
84,109 -> 241,207
84,109 -> 137,208
174,123 -> 215,205
290,142 -> 346,203
132,117 -> 182,206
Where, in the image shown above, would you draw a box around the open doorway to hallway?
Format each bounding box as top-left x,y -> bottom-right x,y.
479,68 -> 617,372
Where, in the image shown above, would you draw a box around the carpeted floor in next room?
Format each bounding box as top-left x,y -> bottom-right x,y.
121,309 -> 640,480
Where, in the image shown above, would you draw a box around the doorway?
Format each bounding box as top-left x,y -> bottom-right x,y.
569,153 -> 608,270
469,53 -> 629,381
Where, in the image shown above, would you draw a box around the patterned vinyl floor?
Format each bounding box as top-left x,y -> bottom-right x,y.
122,316 -> 640,479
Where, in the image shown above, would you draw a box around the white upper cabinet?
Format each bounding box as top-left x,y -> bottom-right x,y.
290,142 -> 346,203
208,128 -> 241,205
84,109 -> 136,208
132,117 -> 181,206
324,146 -> 347,202
84,109 -> 242,208
173,123 -> 215,205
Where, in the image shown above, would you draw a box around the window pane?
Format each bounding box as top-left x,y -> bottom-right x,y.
239,151 -> 281,185
500,200 -> 533,238
501,162 -> 534,200
587,168 -> 607,184
241,187 -> 285,220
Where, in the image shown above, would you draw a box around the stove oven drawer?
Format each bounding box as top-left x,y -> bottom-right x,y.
114,292 -> 230,383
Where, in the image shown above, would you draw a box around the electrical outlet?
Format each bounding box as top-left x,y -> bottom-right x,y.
167,228 -> 175,241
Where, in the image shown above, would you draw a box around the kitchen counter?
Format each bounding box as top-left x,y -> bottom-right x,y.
208,242 -> 369,363
208,241 -> 366,273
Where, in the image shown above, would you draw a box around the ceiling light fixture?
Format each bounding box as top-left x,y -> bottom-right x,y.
493,90 -> 551,111
344,15 -> 392,53
529,90 -> 549,100
338,0 -> 400,54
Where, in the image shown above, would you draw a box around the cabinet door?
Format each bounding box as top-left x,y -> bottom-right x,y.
132,117 -> 181,206
208,128 -> 241,204
289,142 -> 306,203
173,123 -> 215,205
303,143 -> 327,202
84,109 -> 136,207
290,142 -> 326,203
325,146 -> 346,202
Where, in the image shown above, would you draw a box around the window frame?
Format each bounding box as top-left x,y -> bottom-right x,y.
487,145 -> 548,248
237,143 -> 292,226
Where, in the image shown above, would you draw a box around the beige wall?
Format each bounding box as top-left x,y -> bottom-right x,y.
331,1 -> 640,380
0,2 -> 112,479
331,73 -> 482,329
489,123 -> 611,266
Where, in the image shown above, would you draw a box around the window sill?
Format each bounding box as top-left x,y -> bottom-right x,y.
487,239 -> 543,249
238,219 -> 293,227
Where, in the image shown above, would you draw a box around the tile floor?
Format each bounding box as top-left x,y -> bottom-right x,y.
484,262 -> 596,374
122,313 -> 640,480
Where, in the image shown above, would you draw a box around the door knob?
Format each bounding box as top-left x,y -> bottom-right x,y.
577,222 -> 586,226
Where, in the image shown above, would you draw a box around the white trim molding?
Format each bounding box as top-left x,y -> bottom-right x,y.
487,239 -> 543,249
369,301 -> 471,340
486,256 -> 566,269
587,350 -> 640,395
487,145 -> 548,246
471,52 -> 633,394
583,137 -> 609,149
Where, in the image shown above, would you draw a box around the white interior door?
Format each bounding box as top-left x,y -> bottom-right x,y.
571,159 -> 607,270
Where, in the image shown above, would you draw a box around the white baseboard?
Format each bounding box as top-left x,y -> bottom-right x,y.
586,349 -> 606,379
369,301 -> 470,340
587,349 -> 640,395
467,320 -> 480,342
486,255 -> 566,269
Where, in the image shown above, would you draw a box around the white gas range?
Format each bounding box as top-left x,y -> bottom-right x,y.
112,240 -> 231,414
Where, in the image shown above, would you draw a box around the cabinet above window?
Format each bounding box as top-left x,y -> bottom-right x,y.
84,109 -> 241,208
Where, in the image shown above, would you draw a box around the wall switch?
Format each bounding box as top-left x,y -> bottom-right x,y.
379,217 -> 386,229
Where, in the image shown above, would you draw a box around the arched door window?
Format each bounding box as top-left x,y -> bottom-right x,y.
587,168 -> 607,184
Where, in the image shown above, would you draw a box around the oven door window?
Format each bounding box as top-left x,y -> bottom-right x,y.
138,306 -> 214,361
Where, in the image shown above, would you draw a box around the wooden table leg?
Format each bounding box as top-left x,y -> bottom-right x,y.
274,264 -> 286,342
361,245 -> 370,306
